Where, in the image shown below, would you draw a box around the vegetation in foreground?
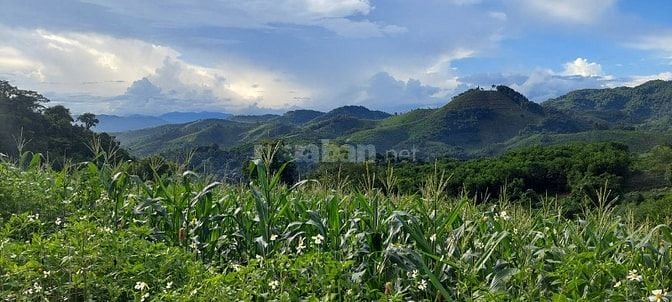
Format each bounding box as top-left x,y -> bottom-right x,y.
1,148 -> 672,301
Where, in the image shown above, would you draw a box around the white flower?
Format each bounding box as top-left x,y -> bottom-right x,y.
429,234 -> 437,242
32,282 -> 42,293
418,279 -> 428,291
474,240 -> 484,249
43,270 -> 51,278
255,254 -> 264,267
134,281 -> 149,291
626,269 -> 643,282
613,281 -> 621,288
269,280 -> 280,290
270,234 -> 278,241
312,234 -> 324,245
296,236 -> 306,254
649,289 -> 670,302
55,217 -> 62,226
141,292 -> 150,302
410,270 -> 419,279
166,281 -> 173,289
27,213 -> 39,222
496,211 -> 511,221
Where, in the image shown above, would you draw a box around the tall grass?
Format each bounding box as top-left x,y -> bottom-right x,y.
1,149 -> 671,301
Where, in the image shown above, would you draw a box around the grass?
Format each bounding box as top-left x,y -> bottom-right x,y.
1,150 -> 672,301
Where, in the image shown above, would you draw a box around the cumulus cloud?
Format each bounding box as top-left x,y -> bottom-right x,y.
620,72 -> 672,87
511,69 -> 607,101
514,0 -> 615,24
383,48 -> 477,100
331,72 -> 443,112
0,26 -> 178,96
0,26 -> 312,114
563,57 -> 604,77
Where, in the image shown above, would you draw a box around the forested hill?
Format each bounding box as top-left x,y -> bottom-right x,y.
0,81 -> 128,164
543,80 -> 672,130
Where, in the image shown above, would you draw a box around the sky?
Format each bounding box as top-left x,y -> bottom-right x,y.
1,0 -> 671,115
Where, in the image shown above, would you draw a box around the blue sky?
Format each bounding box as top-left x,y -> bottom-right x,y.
0,0 -> 671,115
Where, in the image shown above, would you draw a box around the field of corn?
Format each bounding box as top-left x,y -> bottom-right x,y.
1,151 -> 672,301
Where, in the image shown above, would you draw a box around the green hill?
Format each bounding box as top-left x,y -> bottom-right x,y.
543,80 -> 672,129
346,86 -> 585,157
113,81 -> 672,170
114,119 -> 255,156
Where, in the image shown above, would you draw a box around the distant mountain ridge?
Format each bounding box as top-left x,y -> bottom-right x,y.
113,80 -> 672,169
93,111 -> 232,132
544,80 -> 672,130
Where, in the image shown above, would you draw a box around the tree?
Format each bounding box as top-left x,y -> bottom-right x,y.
77,113 -> 99,130
44,105 -> 74,128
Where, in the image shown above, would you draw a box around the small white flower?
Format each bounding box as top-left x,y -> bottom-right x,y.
255,254 -> 264,267
626,269 -> 643,282
141,292 -> 150,302
410,270 -> 419,279
418,279 -> 428,291
648,289 -> 670,302
43,270 -> 51,278
269,280 -> 280,290
32,282 -> 42,293
296,236 -> 306,254
496,211 -> 511,221
55,217 -> 62,226
166,281 -> 173,289
429,234 -> 437,242
270,234 -> 278,241
134,281 -> 149,291
312,234 -> 324,245
474,240 -> 484,249
613,281 -> 621,288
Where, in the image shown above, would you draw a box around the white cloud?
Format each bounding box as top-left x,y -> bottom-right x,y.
510,69 -> 607,101
337,72 -> 442,111
515,0 -> 615,24
620,72 -> 672,87
626,32 -> 672,62
384,48 -> 476,98
0,26 -> 178,96
563,57 -> 603,77
80,0 -> 402,38
0,26 -> 312,114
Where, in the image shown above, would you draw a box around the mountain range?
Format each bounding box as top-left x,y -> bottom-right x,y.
92,111 -> 232,132
112,80 -> 672,176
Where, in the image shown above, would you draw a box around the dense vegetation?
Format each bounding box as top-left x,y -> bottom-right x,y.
115,81 -> 672,179
0,81 -> 128,165
2,147 -> 672,301
314,143 -> 631,197
545,80 -> 672,130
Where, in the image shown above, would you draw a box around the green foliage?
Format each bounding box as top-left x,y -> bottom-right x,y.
77,112 -> 99,130
544,80 -> 672,130
2,153 -> 672,301
0,81 -> 129,165
313,143 -> 632,204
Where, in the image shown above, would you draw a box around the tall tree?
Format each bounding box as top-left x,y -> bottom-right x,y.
77,113 -> 99,130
